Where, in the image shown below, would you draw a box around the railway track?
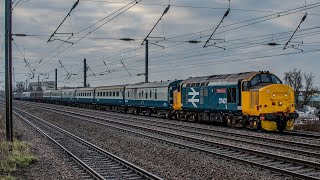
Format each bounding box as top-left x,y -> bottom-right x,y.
16,101 -> 320,179
18,102 -> 320,158
19,100 -> 320,140
12,106 -> 162,180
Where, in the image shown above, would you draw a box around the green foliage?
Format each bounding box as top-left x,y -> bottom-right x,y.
0,175 -> 16,180
0,141 -> 37,177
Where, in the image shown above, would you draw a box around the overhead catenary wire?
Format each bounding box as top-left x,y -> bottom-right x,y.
39,1 -> 320,70
203,0 -> 230,48
13,0 -> 320,87
38,0 -> 142,69
47,0 -> 80,43
141,4 -> 170,45
283,12 -> 308,50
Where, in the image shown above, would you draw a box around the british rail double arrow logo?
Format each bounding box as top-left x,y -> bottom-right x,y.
188,88 -> 199,108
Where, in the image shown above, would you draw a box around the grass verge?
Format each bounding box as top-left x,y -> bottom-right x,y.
0,115 -> 37,179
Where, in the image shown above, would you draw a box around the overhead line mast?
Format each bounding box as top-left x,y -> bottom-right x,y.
141,4 -> 170,82
4,0 -> 13,142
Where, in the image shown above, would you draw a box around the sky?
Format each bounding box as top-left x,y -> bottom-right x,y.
1,0 -> 320,89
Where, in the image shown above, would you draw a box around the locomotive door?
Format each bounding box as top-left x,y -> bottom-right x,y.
216,87 -> 228,110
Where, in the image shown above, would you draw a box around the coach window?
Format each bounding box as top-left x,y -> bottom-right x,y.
127,91 -> 130,98
155,89 -> 157,99
146,91 -> 148,99
102,92 -> 105,96
150,90 -> 152,98
141,91 -> 144,98
117,91 -> 119,97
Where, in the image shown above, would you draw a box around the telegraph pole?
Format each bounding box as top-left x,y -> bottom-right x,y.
84,58 -> 87,87
4,0 -> 13,142
145,40 -> 148,83
55,69 -> 58,90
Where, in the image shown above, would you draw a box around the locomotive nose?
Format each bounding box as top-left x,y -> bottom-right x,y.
260,84 -> 295,114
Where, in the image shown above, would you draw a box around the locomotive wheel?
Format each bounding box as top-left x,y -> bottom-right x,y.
257,121 -> 262,132
276,116 -> 287,132
277,120 -> 287,132
175,113 -> 181,121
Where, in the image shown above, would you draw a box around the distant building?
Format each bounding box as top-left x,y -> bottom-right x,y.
29,81 -> 55,91
298,94 -> 320,108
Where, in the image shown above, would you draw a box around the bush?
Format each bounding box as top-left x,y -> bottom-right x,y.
0,141 -> 37,177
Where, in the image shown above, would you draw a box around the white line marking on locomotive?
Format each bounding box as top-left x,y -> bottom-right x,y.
188,88 -> 199,108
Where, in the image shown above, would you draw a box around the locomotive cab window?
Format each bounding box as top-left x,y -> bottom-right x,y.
250,74 -> 282,87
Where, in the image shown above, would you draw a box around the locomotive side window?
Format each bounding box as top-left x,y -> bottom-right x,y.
227,88 -> 237,103
242,81 -> 248,91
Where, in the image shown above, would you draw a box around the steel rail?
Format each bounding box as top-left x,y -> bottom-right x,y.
13,106 -> 162,180
19,100 -> 320,140
16,102 -> 320,179
18,101 -> 320,152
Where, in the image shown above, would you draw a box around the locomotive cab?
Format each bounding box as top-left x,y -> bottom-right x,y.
241,72 -> 298,131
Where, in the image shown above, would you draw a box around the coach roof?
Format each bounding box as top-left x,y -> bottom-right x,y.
126,80 -> 181,89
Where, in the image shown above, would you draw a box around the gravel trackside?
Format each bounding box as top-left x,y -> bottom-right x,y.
14,103 -> 300,180
1,109 -> 83,180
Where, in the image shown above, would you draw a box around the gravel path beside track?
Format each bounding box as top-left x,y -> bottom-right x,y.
14,102 -> 298,180
0,108 -> 83,180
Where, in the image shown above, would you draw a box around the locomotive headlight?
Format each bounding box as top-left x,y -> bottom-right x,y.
273,94 -> 276,97
285,94 -> 288,97
278,101 -> 283,106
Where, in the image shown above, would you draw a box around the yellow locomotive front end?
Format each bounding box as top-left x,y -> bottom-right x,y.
242,72 -> 299,131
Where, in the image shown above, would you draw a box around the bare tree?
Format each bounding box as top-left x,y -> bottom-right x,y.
284,69 -> 319,108
284,69 -> 303,107
15,81 -> 25,92
301,72 -> 319,106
